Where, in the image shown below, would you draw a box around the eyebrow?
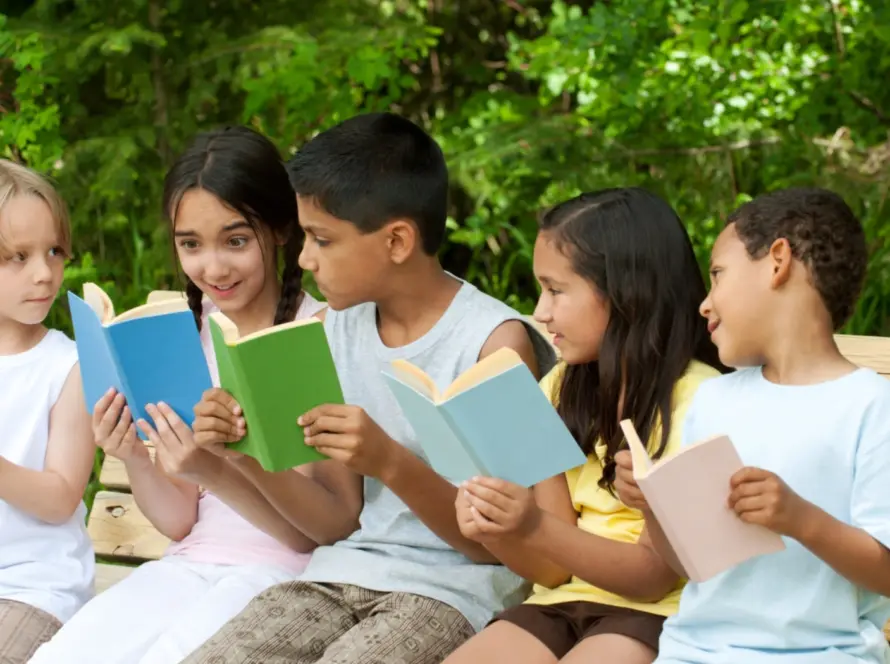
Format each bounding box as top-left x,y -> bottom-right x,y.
174,220 -> 251,237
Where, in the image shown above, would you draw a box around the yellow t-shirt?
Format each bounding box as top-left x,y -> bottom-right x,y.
524,359 -> 720,617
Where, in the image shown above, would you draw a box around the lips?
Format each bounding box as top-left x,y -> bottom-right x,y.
25,296 -> 53,304
207,281 -> 241,298
707,320 -> 720,334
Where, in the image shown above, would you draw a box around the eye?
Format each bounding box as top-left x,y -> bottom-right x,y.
227,236 -> 249,248
314,237 -> 331,248
12,252 -> 26,263
49,246 -> 66,258
547,287 -> 561,295
178,239 -> 199,250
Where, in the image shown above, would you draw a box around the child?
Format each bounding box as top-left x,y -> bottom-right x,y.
441,188 -> 724,664
29,127 -> 362,664
0,160 -> 94,664
180,112 -> 558,664
615,187 -> 890,663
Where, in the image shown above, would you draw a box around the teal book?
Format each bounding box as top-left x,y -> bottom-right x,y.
384,348 -> 586,487
68,283 -> 212,432
208,311 -> 344,472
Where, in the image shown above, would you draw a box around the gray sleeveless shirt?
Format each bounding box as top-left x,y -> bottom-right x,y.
299,279 -> 557,631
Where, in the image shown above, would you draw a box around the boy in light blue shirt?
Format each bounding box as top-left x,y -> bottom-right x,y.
616,187 -> 890,663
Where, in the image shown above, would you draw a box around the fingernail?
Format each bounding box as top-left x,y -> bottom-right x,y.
233,405 -> 242,415
297,416 -> 304,426
158,402 -> 168,410
303,427 -> 310,436
237,418 -> 245,428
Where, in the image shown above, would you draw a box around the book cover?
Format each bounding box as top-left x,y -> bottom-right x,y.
68,284 -> 212,430
620,419 -> 786,583
208,312 -> 344,472
384,348 -> 586,487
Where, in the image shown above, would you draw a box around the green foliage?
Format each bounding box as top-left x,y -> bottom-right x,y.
1,0 -> 889,335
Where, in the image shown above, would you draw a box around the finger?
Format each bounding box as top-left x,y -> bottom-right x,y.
465,491 -> 509,522
136,418 -> 162,447
194,398 -> 246,431
464,482 -> 514,511
467,476 -> 520,497
298,404 -> 350,427
107,406 -> 133,447
157,402 -> 194,443
303,415 -> 352,438
730,466 -> 771,488
730,495 -> 768,517
614,449 -> 633,469
199,388 -> 243,416
193,415 -> 242,445
91,388 -> 118,427
145,404 -> 182,447
728,480 -> 769,507
96,392 -> 126,439
471,506 -> 503,534
305,432 -> 352,450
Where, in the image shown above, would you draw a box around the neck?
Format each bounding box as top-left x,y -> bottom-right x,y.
761,303 -> 852,385
0,320 -> 47,356
226,278 -> 283,338
375,259 -> 460,347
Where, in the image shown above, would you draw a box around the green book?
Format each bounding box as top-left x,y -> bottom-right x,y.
208,311 -> 344,472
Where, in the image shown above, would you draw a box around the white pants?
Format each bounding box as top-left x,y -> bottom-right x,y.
28,557 -> 294,664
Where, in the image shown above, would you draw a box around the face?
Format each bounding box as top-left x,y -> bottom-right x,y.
0,195 -> 66,326
297,196 -> 393,310
173,188 -> 279,317
532,231 -> 610,365
701,224 -> 774,367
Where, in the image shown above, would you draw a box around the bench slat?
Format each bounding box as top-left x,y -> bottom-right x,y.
99,445 -> 154,492
88,491 -> 170,563
835,335 -> 890,376
94,562 -> 135,594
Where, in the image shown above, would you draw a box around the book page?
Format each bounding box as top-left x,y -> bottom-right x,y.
389,361 -> 439,401
441,346 -> 521,402
619,419 -> 653,479
82,282 -> 114,324
235,317 -> 321,344
112,298 -> 190,324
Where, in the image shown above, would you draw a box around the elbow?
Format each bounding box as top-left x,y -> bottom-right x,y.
623,573 -> 680,604
531,569 -> 572,590
43,499 -> 81,525
158,512 -> 199,542
315,516 -> 361,547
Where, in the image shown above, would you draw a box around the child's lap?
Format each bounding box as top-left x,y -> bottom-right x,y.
28,557 -> 293,664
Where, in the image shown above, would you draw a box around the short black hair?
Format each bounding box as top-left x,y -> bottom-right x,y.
286,112 -> 448,255
728,187 -> 867,330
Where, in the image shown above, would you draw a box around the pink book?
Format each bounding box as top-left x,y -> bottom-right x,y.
619,420 -> 785,583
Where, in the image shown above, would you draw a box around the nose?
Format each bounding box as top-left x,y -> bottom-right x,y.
203,251 -> 231,281
699,293 -> 712,319
30,257 -> 53,284
298,242 -> 316,272
533,292 -> 552,325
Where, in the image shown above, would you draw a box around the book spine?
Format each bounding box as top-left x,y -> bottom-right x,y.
105,326 -> 137,418
437,407 -> 489,477
225,345 -> 269,470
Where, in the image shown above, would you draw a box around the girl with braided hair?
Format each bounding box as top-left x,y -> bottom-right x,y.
31,126 -> 362,664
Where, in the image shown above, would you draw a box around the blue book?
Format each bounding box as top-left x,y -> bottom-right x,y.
384,348 -> 586,487
67,284 -> 212,432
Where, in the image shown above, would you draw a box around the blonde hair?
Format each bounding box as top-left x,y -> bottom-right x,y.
0,159 -> 71,256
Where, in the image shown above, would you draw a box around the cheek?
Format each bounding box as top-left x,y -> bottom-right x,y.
176,251 -> 203,283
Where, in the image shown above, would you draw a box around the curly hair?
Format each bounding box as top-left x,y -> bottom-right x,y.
728,187 -> 867,330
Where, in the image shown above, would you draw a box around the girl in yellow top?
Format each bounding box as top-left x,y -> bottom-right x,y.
444,188 -> 725,664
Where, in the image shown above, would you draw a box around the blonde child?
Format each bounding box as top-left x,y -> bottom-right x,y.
0,160 -> 94,664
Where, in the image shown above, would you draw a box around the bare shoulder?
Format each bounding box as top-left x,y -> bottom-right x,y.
480,319 -> 539,378
313,307 -> 327,323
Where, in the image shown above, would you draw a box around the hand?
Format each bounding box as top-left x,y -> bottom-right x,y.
615,450 -> 649,511
460,477 -> 542,540
455,483 -> 492,543
137,402 -> 223,484
192,388 -> 246,456
729,467 -> 812,538
92,388 -> 149,462
300,404 -> 398,480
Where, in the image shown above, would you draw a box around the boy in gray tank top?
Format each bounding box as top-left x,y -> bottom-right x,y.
184,113 -> 556,664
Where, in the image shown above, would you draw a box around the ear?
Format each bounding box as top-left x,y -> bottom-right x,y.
385,219 -> 418,265
767,237 -> 793,288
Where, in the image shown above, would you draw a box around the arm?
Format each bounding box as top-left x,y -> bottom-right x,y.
228,456 -> 363,545
640,510 -> 687,577
382,320 -> 541,563
0,364 -> 94,524
125,455 -> 199,542
475,475 -> 576,587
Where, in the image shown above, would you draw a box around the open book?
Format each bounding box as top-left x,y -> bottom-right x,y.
619,419 -> 785,583
208,312 -> 344,472
384,348 -> 586,486
68,283 -> 212,431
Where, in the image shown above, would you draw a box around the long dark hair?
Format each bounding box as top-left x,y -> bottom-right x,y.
162,126 -> 304,329
541,188 -> 725,490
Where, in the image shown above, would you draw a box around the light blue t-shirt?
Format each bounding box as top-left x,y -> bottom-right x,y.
657,367 -> 890,664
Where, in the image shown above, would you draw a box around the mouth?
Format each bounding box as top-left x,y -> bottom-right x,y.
25,296 -> 53,304
207,281 -> 241,298
549,331 -> 563,345
707,320 -> 720,335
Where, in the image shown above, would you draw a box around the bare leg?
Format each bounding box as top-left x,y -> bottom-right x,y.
560,633 -> 656,664
443,621 -> 558,664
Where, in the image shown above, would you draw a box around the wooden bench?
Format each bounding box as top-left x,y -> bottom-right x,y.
84,329 -> 890,642
89,443 -> 169,593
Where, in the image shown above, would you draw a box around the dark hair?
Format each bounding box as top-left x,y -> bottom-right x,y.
542,188 -> 725,491
286,112 -> 448,255
162,126 -> 304,329
728,187 -> 866,330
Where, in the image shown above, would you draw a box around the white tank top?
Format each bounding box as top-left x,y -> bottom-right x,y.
0,329 -> 94,623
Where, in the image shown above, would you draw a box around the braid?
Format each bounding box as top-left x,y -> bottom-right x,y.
273,233 -> 304,325
186,279 -> 204,330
